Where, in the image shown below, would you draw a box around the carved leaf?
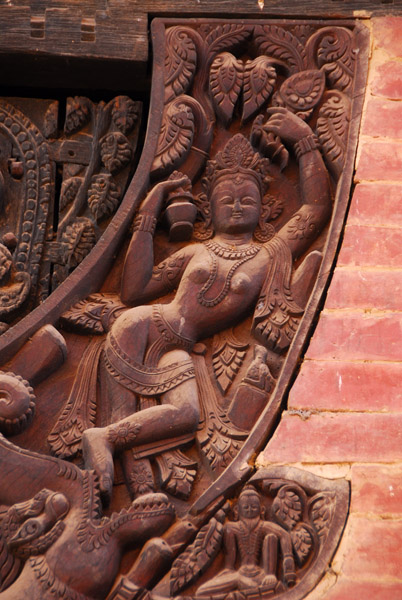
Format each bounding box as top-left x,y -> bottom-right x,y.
291,523 -> 313,565
315,27 -> 355,92
272,486 -> 303,530
254,25 -> 308,74
60,293 -> 125,335
59,177 -> 83,212
64,96 -> 91,134
165,26 -> 197,104
198,419 -> 245,470
87,174 -> 121,221
309,492 -> 336,543
242,57 -> 276,123
111,96 -> 139,135
316,92 -> 350,180
205,24 -> 252,57
100,132 -> 132,173
151,99 -> 195,177
210,53 -> 243,126
43,101 -> 59,138
279,69 -> 325,115
170,512 -> 225,595
61,218 -> 96,270
212,331 -> 248,394
290,24 -> 317,46
156,449 -> 197,500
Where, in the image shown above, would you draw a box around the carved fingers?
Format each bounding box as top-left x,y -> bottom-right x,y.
142,176 -> 190,215
264,107 -> 312,146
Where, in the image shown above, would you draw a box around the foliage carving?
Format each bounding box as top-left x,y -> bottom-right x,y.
88,174 -> 121,222
165,26 -> 198,104
242,56 -> 277,122
100,132 -> 132,173
111,96 -> 140,135
210,52 -> 243,126
64,96 -> 91,134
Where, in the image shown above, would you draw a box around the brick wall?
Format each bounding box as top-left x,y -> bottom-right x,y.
259,17 -> 402,599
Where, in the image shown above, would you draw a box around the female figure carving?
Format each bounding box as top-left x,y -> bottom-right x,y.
83,108 -> 331,501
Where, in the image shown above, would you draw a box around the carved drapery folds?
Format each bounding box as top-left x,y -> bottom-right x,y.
0,17 -> 368,600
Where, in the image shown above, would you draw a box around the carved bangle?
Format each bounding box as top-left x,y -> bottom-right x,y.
133,213 -> 157,235
294,134 -> 319,160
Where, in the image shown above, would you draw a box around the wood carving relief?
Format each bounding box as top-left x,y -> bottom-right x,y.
0,17 -> 368,600
0,95 -> 141,331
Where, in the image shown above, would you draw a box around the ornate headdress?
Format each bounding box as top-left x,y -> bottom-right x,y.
204,134 -> 272,196
194,135 -> 281,242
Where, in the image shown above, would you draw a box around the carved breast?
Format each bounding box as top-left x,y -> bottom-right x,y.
230,272 -> 252,294
187,264 -> 210,284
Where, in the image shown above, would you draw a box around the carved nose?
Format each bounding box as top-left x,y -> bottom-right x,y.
233,198 -> 242,212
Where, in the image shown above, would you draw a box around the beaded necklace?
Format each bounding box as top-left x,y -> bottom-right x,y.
197,241 -> 260,307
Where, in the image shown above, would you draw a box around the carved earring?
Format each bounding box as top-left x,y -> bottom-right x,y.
193,192 -> 214,241
254,208 -> 275,243
233,503 -> 239,521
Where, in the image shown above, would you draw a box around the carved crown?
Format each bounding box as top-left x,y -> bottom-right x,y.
204,134 -> 271,195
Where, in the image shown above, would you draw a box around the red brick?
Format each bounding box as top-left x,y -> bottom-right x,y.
263,413 -> 402,463
325,268 -> 402,310
348,183 -> 402,227
324,579 -> 402,600
288,360 -> 402,412
337,225 -> 402,268
356,139 -> 402,181
351,465 -> 402,515
373,17 -> 402,57
306,312 -> 402,362
362,96 -> 402,138
342,518 -> 402,580
371,61 -> 402,99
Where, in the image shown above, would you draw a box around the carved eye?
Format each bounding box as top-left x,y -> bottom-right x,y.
242,196 -> 257,206
221,195 -> 233,205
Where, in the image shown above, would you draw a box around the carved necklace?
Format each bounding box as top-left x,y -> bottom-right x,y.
197,241 -> 260,308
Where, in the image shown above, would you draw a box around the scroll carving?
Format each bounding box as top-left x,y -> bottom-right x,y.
0,16 -> 367,600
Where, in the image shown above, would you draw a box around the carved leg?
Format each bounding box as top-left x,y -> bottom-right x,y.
196,570 -> 240,596
261,533 -> 278,588
83,350 -> 199,502
122,453 -> 155,498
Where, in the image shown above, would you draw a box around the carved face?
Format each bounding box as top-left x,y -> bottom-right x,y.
238,490 -> 262,519
210,176 -> 261,235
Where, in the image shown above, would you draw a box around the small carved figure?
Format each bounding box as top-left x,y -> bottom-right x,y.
81,107 -> 331,502
228,345 -> 275,430
195,485 -> 296,596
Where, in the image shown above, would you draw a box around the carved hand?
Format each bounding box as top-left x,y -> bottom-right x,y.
141,176 -> 190,216
263,107 -> 312,146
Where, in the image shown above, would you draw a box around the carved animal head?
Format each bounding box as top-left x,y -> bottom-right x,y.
2,489 -> 69,559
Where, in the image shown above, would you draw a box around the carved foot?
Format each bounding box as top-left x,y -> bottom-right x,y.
82,427 -> 114,502
261,574 -> 277,589
283,555 -> 296,587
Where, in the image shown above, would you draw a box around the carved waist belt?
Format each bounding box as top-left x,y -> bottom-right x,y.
104,331 -> 195,397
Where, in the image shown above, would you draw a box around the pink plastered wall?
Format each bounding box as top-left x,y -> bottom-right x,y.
259,17 -> 402,600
